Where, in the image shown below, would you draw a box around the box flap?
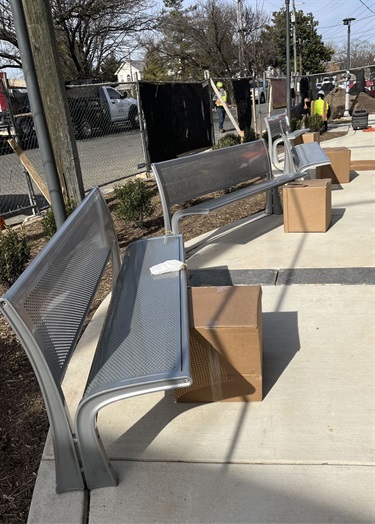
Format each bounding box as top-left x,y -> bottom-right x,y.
285,179 -> 331,190
188,286 -> 261,329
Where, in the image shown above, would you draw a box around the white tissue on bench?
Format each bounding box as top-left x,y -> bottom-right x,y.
150,260 -> 186,275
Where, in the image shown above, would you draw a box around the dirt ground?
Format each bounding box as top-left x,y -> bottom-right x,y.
326,89 -> 375,119
0,127 -> 369,522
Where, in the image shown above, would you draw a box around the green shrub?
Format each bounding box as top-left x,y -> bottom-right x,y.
243,127 -> 260,142
0,227 -> 31,287
114,179 -> 154,227
291,117 -> 303,131
212,133 -> 241,149
304,114 -> 323,132
41,199 -> 76,241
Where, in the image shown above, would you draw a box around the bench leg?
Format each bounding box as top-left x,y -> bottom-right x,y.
39,386 -> 86,492
76,397 -> 118,490
265,188 -> 283,215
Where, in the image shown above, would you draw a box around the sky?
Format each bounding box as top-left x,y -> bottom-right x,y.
5,0 -> 375,79
259,0 -> 375,48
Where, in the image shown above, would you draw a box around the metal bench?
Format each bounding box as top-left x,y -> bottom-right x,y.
0,187 -> 191,493
265,113 -> 331,177
276,124 -> 331,175
152,139 -> 307,235
264,112 -> 306,172
288,141 -> 331,174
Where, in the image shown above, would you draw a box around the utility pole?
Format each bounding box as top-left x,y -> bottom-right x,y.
343,18 -> 355,70
237,0 -> 245,77
10,0 -> 66,228
293,6 -> 297,79
21,0 -> 85,204
343,18 -> 355,118
285,0 -> 292,123
291,1 -> 298,97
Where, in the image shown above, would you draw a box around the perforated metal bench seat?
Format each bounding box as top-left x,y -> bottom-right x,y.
0,187 -> 191,492
76,234 -> 191,489
152,139 -> 307,234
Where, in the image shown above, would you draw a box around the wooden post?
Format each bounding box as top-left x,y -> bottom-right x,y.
21,0 -> 85,204
8,138 -> 51,204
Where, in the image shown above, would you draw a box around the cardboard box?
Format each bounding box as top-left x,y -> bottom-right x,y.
316,147 -> 351,184
175,286 -> 263,402
283,178 -> 332,233
302,132 -> 320,143
292,134 -> 304,147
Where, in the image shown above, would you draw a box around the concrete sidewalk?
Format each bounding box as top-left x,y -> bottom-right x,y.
28,119 -> 375,523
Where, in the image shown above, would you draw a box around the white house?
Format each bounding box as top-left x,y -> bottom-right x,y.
116,60 -> 145,83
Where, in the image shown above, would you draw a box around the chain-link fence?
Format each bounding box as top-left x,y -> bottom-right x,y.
0,130 -> 48,218
1,81 -> 146,219
0,71 -> 374,218
0,79 -> 266,217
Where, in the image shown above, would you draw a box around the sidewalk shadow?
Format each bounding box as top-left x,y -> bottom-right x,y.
186,212 -> 284,258
262,311 -> 300,398
109,310 -> 300,456
330,207 -> 346,227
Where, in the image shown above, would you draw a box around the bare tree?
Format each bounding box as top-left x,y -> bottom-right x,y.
332,40 -> 375,69
241,6 -> 271,76
0,0 -> 157,80
143,0 -> 270,81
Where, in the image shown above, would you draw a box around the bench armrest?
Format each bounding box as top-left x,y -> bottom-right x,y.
292,142 -> 331,173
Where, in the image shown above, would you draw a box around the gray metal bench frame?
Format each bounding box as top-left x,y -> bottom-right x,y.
277,127 -> 331,175
264,112 -> 306,172
0,187 -> 191,492
152,139 -> 307,235
265,113 -> 331,176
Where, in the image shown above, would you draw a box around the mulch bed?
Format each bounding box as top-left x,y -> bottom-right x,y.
0,129 -> 355,522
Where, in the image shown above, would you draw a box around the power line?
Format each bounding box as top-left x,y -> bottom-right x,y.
358,0 -> 375,15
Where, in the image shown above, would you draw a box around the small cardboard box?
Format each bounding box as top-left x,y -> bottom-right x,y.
316,147 -> 351,184
292,134 -> 304,147
302,132 -> 320,143
283,178 -> 332,233
175,286 -> 263,402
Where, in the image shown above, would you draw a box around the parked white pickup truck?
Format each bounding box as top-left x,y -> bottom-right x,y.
67,84 -> 139,139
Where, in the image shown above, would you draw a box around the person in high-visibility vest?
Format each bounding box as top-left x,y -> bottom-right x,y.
310,90 -> 330,132
213,81 -> 227,133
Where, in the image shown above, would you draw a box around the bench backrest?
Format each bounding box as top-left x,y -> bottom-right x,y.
152,139 -> 271,232
0,187 -> 121,491
0,187 -> 120,393
264,112 -> 289,140
264,113 -> 290,169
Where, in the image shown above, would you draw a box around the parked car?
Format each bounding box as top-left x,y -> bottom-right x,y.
249,80 -> 269,104
315,82 -> 322,90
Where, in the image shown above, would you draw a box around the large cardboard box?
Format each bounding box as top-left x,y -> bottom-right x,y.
283,179 -> 332,233
302,131 -> 320,143
316,147 -> 351,184
175,286 -> 263,402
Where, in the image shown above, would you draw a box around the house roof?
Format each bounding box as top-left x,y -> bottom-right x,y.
116,60 -> 145,75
